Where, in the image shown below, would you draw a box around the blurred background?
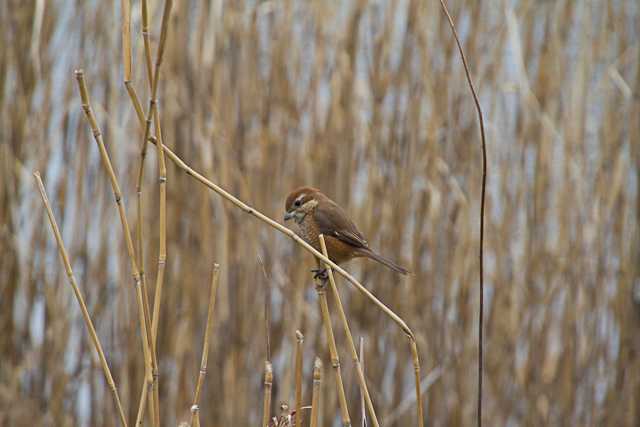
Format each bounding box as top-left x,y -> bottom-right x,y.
1,0 -> 639,425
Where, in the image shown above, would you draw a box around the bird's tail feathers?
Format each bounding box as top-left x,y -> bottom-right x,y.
359,249 -> 410,275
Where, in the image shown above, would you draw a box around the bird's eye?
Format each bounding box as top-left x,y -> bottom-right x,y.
294,199 -> 302,207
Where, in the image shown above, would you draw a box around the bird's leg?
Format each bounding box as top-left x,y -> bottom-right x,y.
311,268 -> 328,281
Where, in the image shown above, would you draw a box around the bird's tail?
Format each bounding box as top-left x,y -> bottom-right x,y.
358,248 -> 410,275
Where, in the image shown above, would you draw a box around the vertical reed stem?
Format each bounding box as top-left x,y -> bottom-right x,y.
262,361 -> 273,427
310,357 -> 323,427
318,235 -> 378,427
314,269 -> 351,426
294,330 -> 304,427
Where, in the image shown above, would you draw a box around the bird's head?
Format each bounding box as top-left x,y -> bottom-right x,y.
284,186 -> 321,223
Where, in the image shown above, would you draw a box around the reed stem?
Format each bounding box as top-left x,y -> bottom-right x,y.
34,172 -> 128,427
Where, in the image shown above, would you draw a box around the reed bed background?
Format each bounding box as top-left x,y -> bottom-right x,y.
1,0 -> 639,425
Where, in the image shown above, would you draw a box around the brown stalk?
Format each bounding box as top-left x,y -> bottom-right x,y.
122,0 -> 174,423
310,357 -> 322,427
190,405 -> 201,427
190,264 -> 221,427
294,330 -> 304,427
134,380 -> 148,427
74,70 -> 154,424
121,0 -> 145,151
120,0 -> 131,83
437,2 -> 488,426
359,338 -> 365,427
144,138 -> 416,341
318,235 -> 378,427
262,361 -> 273,427
141,0 -> 153,89
120,0 -> 153,420
148,3 -> 174,424
33,172 -> 128,427
314,272 -> 351,426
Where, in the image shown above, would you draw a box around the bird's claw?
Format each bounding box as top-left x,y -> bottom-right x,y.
311,268 -> 328,281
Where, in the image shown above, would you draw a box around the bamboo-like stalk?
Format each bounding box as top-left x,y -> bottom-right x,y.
262,361 -> 273,427
120,4 -> 155,419
190,264 -> 221,427
120,0 -> 131,82
310,357 -> 322,427
148,4 -> 174,425
135,0 -> 172,224
409,338 -> 424,426
314,271 -> 351,426
121,0 -> 145,129
191,405 -> 201,427
359,338 -> 365,427
318,235 -> 377,427
134,379 -> 148,427
141,0 -> 153,89
33,172 -> 128,427
74,70 -> 154,422
144,138 -> 416,341
294,330 -> 304,427
122,0 -> 174,423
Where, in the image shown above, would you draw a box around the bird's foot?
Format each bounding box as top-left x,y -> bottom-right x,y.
311,268 -> 328,281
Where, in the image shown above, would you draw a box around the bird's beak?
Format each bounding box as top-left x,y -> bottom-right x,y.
284,211 -> 295,222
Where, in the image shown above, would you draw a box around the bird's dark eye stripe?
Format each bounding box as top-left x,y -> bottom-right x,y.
294,199 -> 301,206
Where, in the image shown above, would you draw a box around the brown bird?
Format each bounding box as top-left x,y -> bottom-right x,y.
284,186 -> 409,275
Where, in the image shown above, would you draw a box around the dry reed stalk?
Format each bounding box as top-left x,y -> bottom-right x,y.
190,405 -> 200,427
74,70 -> 155,425
318,235 -> 379,427
314,271 -> 351,426
144,137 -> 416,340
262,361 -> 273,427
134,380 -> 148,427
437,2 -> 488,426
310,357 -> 322,427
33,172 -> 128,427
141,0 -> 153,89
359,338 -> 365,427
145,134 -> 422,421
190,264 -> 221,427
120,0 -> 131,82
148,0 -> 173,416
294,330 -> 304,427
409,338 -> 424,426
122,0 -> 174,423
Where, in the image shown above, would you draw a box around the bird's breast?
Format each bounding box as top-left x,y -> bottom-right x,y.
297,215 -> 321,250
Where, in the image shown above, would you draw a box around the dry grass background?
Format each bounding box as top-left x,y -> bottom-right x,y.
1,0 -> 639,426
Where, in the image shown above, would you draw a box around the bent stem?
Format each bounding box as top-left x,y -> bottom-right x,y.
34,172 -> 128,427
145,138 -> 416,340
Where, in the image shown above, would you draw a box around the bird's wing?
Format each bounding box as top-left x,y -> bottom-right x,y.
314,201 -> 368,249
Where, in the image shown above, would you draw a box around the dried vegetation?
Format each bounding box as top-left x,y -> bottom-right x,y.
1,0 -> 639,426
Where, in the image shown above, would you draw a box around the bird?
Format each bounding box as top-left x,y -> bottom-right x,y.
283,186 -> 409,275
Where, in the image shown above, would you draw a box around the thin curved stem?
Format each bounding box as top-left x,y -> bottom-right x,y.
437,2 -> 488,426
